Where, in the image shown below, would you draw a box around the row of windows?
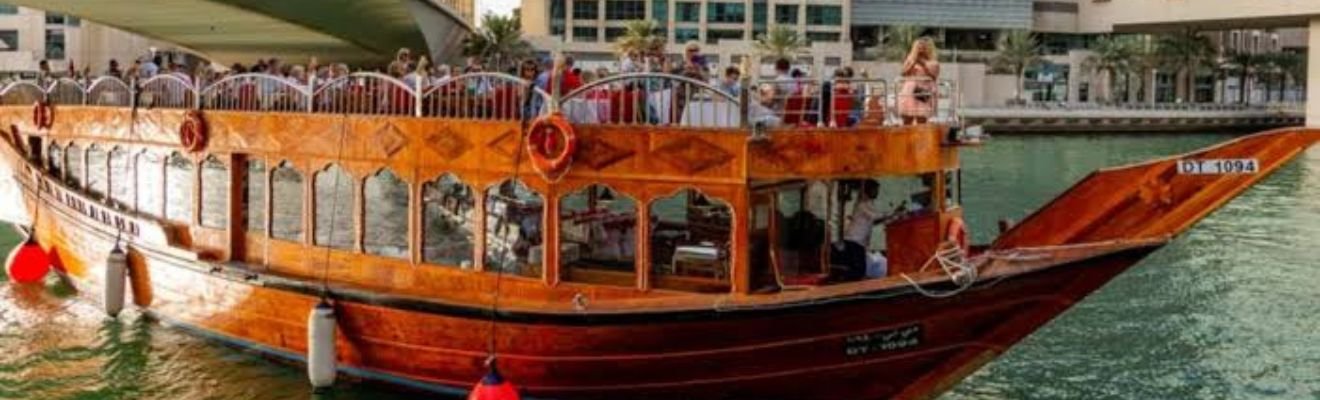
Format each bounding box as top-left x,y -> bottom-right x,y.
552,2 -> 841,26
45,143 -> 735,293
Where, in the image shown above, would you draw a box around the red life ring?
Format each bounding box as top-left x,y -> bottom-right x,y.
179,110 -> 208,152
526,113 -> 577,180
32,101 -> 54,129
946,217 -> 969,252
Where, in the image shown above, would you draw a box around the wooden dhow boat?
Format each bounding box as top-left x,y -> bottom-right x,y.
1,70 -> 1318,400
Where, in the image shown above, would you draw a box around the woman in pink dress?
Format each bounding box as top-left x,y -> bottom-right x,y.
899,38 -> 940,125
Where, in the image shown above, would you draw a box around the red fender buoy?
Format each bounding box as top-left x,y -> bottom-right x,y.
5,235 -> 50,284
469,360 -> 520,400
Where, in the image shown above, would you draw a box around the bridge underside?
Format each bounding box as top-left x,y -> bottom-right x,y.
9,0 -> 472,66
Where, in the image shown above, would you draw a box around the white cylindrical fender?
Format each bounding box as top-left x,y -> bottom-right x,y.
103,246 -> 127,317
307,300 -> 337,390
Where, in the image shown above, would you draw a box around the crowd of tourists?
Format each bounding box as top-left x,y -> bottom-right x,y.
29,37 -> 943,125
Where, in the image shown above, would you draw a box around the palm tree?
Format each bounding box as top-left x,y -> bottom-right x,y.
1154,29 -> 1215,102
1083,35 -> 1135,103
992,30 -> 1042,103
754,26 -> 809,62
1273,52 -> 1306,101
615,20 -> 666,58
462,13 -> 532,71
1222,51 -> 1264,104
876,25 -> 925,62
1127,38 -> 1164,104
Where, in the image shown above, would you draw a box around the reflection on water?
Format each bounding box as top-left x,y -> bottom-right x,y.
945,136 -> 1320,400
0,134 -> 1318,399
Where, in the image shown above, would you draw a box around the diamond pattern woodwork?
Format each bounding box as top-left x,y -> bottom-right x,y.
651,137 -> 732,175
372,123 -> 409,158
425,126 -> 472,160
574,136 -> 634,170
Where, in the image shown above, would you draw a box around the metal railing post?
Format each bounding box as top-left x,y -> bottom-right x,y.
129,77 -> 137,110
307,74 -> 316,113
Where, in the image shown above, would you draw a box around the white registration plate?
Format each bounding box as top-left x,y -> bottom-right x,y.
1177,159 -> 1260,175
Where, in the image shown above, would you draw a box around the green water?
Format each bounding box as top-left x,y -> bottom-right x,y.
1,133 -> 1318,399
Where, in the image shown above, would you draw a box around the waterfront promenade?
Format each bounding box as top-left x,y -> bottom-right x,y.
962,103 -> 1305,133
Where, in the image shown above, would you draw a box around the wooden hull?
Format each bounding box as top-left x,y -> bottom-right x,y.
25,186 -> 1155,400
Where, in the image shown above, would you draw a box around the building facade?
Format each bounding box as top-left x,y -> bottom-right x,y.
0,5 -> 171,79
520,0 -> 853,74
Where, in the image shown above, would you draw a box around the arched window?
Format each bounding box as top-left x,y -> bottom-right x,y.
164,152 -> 194,222
314,164 -> 355,250
559,184 -> 637,286
46,143 -> 63,177
270,161 -> 303,241
246,159 -> 267,234
86,145 -> 108,199
200,156 -> 230,229
484,179 -> 543,278
422,173 -> 475,267
65,143 -> 83,188
650,189 -> 732,293
108,147 -> 133,207
135,151 -> 164,217
364,168 -> 409,259
768,181 -> 832,282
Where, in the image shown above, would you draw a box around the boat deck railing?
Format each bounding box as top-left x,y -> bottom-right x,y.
6,73 -> 964,130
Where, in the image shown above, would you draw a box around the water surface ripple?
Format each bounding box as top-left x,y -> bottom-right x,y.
1,133 -> 1317,399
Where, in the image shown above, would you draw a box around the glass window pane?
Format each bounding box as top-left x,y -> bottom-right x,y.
200,157 -> 230,229
676,2 -> 700,22
314,164 -> 355,250
605,0 -> 645,20
136,152 -> 163,217
560,184 -> 636,286
46,143 -> 62,177
805,5 -> 842,25
246,160 -> 267,234
165,153 -> 194,222
572,1 -> 598,19
109,147 -> 133,207
650,189 -> 732,293
706,2 -> 745,23
65,144 -> 83,188
775,4 -> 798,24
364,169 -> 409,259
86,146 -> 107,199
423,174 -> 475,267
484,180 -> 543,278
270,162 -> 303,241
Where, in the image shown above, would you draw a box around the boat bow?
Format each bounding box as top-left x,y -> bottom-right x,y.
992,127 -> 1320,250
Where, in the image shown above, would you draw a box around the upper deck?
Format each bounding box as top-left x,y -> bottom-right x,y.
4,71 -> 967,301
7,72 -> 961,182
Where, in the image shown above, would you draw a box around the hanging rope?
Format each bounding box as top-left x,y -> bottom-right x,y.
900,241 -> 978,298
318,112 -> 350,298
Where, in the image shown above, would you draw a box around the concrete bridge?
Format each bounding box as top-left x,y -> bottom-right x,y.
1077,0 -> 1319,125
5,0 -> 475,66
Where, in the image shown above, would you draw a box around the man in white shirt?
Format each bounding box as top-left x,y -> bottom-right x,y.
837,180 -> 897,280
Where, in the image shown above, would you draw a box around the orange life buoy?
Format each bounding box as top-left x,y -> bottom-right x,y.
526,113 -> 577,181
32,101 -> 54,129
179,110 -> 208,152
946,217 -> 969,252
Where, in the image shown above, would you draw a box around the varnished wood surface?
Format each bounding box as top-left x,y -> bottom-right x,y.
993,127 -> 1320,249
